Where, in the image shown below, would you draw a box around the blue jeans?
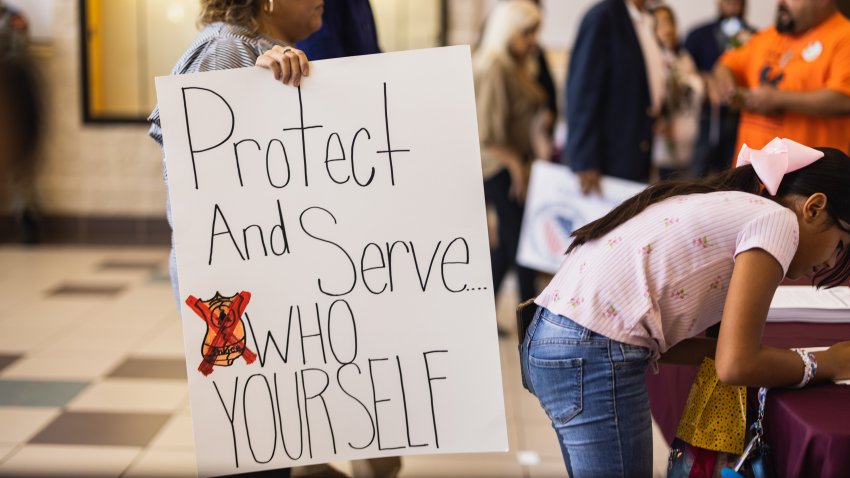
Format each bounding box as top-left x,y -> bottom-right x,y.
520,306 -> 653,478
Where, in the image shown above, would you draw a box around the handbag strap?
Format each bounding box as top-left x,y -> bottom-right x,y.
754,387 -> 767,439
729,387 -> 768,473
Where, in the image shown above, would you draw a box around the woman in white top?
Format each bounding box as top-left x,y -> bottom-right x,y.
520,138 -> 850,477
651,5 -> 704,180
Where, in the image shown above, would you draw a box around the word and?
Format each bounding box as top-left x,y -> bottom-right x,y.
208,203 -> 476,295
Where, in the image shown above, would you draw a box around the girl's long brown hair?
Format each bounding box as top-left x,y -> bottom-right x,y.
566,148 -> 850,288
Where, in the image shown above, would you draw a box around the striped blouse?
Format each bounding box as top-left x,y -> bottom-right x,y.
148,22 -> 284,146
535,191 -> 799,361
147,22 -> 285,302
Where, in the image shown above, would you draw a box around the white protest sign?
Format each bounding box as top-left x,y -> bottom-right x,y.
155,46 -> 508,477
517,161 -> 647,273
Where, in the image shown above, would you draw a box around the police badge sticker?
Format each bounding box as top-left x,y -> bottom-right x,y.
185,291 -> 257,376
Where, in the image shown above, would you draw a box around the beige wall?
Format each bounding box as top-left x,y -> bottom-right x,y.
35,0 -> 166,218
372,0 -> 442,52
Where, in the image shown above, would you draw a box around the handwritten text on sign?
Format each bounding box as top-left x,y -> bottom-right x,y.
155,46 -> 508,477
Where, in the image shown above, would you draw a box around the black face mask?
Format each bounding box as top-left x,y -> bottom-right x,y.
776,4 -> 796,33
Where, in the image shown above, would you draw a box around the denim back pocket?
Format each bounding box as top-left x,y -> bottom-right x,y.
527,354 -> 583,425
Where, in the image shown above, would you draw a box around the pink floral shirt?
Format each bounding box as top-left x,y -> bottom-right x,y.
536,191 -> 799,361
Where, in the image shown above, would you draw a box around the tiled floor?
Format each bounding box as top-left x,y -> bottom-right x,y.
0,246 -> 670,477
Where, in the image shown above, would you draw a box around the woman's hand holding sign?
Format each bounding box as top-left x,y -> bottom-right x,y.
256,45 -> 311,87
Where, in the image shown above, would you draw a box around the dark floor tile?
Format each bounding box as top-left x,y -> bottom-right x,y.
47,283 -> 125,297
29,411 -> 170,447
148,269 -> 172,284
107,357 -> 187,380
0,379 -> 88,407
98,259 -> 162,271
0,353 -> 23,373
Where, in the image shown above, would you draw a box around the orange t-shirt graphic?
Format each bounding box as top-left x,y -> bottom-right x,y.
720,12 -> 850,157
186,291 -> 257,376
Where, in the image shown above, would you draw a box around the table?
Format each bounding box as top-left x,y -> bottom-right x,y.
647,322 -> 850,477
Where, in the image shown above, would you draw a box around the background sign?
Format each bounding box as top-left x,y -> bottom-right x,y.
155,46 -> 508,477
517,161 -> 647,273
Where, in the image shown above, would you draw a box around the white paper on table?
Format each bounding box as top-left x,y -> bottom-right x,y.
767,286 -> 850,323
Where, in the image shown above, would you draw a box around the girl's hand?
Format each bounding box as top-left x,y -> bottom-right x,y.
824,341 -> 850,381
255,45 -> 310,87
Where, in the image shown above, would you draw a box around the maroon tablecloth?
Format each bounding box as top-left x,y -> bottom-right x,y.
647,322 -> 850,477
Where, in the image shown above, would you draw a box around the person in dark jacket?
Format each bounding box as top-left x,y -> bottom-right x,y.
564,0 -> 665,194
295,0 -> 379,59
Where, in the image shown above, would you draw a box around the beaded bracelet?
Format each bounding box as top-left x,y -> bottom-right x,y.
808,351 -> 818,383
791,348 -> 818,388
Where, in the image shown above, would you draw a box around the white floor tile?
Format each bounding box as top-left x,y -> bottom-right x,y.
78,309 -> 172,336
149,414 -> 195,449
67,378 -> 189,413
0,297 -> 99,331
526,460 -> 569,478
0,444 -> 20,466
0,445 -> 16,465
399,452 -> 523,477
519,422 -> 564,461
1,351 -> 125,381
0,408 -> 61,445
0,444 -> 140,476
38,335 -> 135,356
123,448 -> 198,478
0,323 -> 61,354
652,418 -> 671,478
177,394 -> 192,414
132,323 -> 187,358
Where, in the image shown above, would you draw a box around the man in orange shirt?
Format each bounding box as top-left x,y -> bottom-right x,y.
711,0 -> 850,159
